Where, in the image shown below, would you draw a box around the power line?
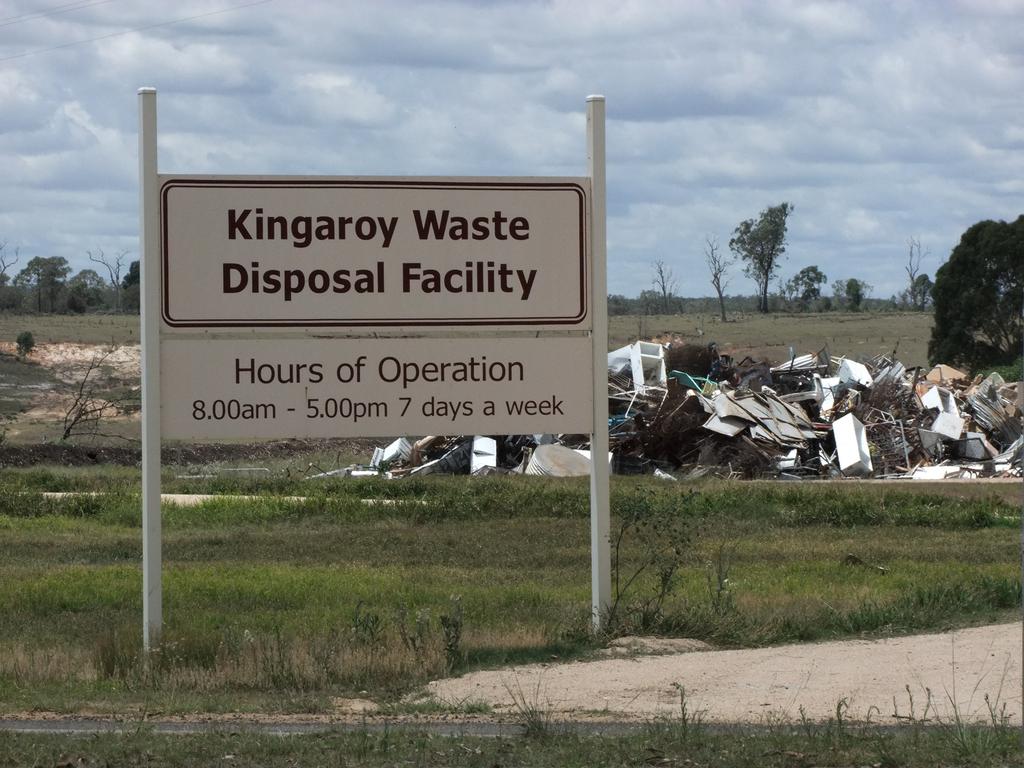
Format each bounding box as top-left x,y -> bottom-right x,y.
0,0 -> 119,28
0,0 -> 273,63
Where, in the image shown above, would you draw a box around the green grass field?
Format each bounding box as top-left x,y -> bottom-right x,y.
0,471 -> 1017,716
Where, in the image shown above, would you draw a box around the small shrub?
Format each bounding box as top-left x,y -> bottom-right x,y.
15,331 -> 34,358
93,625 -> 141,681
351,601 -> 385,646
439,595 -> 463,671
606,490 -> 701,634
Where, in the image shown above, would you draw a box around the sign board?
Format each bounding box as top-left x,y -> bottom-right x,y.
162,337 -> 593,439
137,89 -> 610,650
160,178 -> 590,329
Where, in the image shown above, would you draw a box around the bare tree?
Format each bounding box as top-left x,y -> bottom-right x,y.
0,242 -> 18,282
651,259 -> 678,314
905,237 -> 925,284
60,349 -> 138,441
904,237 -> 930,310
88,248 -> 129,313
704,236 -> 734,322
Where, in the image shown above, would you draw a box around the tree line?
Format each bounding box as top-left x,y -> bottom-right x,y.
622,203 -> 935,321
0,246 -> 139,315
627,205 -> 1022,372
2,210 -> 1019,373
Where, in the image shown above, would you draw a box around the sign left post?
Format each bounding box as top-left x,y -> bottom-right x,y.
138,87 -> 162,651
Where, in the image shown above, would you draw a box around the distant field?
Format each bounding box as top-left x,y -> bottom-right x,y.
0,311 -> 933,368
0,313 -> 138,346
611,310 -> 934,367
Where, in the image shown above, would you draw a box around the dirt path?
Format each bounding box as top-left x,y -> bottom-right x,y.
429,623 -> 1022,724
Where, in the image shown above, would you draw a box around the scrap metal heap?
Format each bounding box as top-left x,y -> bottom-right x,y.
361,340 -> 1022,480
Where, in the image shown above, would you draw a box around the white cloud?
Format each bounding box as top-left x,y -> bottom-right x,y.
0,0 -> 1021,301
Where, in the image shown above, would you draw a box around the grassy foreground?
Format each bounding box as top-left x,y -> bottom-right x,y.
2,720 -> 1022,768
0,472 -> 1019,716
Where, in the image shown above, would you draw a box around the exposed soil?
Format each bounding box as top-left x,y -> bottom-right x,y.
429,622 -> 1023,725
0,342 -> 139,383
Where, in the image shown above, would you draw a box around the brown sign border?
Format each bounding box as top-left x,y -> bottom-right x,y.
160,178 -> 589,328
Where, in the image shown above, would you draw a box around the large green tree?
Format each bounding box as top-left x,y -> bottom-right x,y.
66,269 -> 108,313
786,265 -> 827,310
928,215 -> 1023,369
729,202 -> 793,313
13,256 -> 71,312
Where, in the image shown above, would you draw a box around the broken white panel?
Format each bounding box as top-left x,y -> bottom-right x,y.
713,394 -> 755,422
370,447 -> 384,469
730,393 -> 772,422
957,433 -> 989,460
910,465 -> 973,480
371,437 -> 412,469
348,469 -> 382,478
771,354 -> 819,372
921,386 -> 959,416
776,449 -> 799,470
629,341 -> 667,389
917,428 -> 944,458
838,359 -> 873,388
307,467 -> 353,479
607,345 -> 633,377
653,468 -> 677,481
406,457 -> 441,477
526,444 -> 591,477
820,376 -> 842,418
833,413 -> 873,476
931,410 -> 965,441
470,436 -> 497,474
574,449 -> 614,468
779,389 -> 820,405
748,425 -> 782,444
873,361 -> 906,385
703,414 -> 748,437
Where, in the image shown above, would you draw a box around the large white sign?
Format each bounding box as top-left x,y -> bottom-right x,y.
161,337 -> 593,439
160,178 -> 590,330
138,89 -> 610,649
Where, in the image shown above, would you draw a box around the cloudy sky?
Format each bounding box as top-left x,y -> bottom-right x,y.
1,0 -> 1021,300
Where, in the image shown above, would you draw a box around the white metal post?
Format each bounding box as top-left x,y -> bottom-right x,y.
587,95 -> 611,630
138,87 -> 162,651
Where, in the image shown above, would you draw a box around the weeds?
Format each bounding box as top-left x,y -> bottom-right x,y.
74,597 -> 476,697
669,682 -> 707,743
705,540 -> 737,616
606,489 -> 700,634
439,595 -> 463,671
937,643 -> 1015,763
351,602 -> 385,646
502,672 -> 552,738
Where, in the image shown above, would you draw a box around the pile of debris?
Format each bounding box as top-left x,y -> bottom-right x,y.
351,341 -> 1021,480
606,341 -> 1021,480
